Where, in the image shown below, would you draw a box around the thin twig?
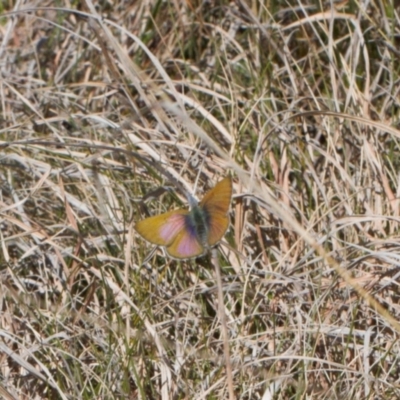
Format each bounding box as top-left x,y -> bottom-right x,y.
211,248 -> 235,400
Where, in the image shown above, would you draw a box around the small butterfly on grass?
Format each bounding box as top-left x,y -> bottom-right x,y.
135,177 -> 232,259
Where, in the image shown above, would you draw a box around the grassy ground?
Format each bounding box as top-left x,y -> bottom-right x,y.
0,0 -> 400,399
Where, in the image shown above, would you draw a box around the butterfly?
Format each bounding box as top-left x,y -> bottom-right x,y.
135,177 -> 232,259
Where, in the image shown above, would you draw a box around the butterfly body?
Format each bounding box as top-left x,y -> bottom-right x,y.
186,204 -> 209,245
136,177 -> 232,259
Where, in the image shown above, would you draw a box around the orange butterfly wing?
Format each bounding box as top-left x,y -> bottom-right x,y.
199,177 -> 232,245
166,228 -> 204,259
135,209 -> 204,259
135,209 -> 188,246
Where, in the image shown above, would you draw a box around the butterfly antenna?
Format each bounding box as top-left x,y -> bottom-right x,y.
189,146 -> 207,207
186,193 -> 198,209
